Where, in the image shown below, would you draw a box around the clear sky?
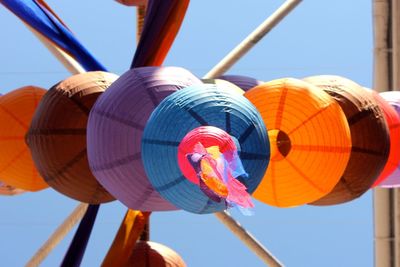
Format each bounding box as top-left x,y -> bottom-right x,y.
0,1 -> 375,266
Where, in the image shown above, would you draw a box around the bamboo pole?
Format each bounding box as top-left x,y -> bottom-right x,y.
203,2 -> 305,265
373,0 -> 400,266
391,1 -> 400,266
203,0 -> 302,79
25,203 -> 89,267
215,211 -> 283,267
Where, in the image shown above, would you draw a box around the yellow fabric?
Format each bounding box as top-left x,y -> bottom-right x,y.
101,210 -> 150,267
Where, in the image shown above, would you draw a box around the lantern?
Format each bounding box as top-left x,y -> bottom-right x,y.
304,75 -> 390,205
0,86 -> 47,191
87,66 -> 202,211
218,74 -> 263,92
375,91 -> 400,187
142,83 -> 269,213
245,78 -> 351,208
128,241 -> 186,267
27,71 -> 118,204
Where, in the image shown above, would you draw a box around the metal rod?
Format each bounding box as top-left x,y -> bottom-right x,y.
25,203 -> 89,267
215,211 -> 283,267
203,0 -> 302,79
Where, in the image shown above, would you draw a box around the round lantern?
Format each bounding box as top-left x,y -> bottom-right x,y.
202,79 -> 244,95
244,78 -> 351,208
128,241 -> 186,267
376,91 -> 400,187
304,75 -> 390,205
27,72 -> 118,204
142,83 -> 269,214
0,86 -> 47,191
368,90 -> 400,187
87,66 -> 202,211
218,74 -> 263,92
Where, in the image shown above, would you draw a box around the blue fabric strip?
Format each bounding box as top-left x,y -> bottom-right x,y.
0,0 -> 106,71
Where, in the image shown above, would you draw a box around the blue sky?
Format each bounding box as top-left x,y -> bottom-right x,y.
0,1 -> 374,266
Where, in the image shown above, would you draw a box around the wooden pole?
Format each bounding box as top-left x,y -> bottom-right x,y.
202,2 -> 305,265
203,0 -> 302,79
391,1 -> 400,266
215,211 -> 283,267
25,203 -> 89,267
373,0 -> 400,266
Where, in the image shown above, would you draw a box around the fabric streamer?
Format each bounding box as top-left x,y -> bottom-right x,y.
218,74 -> 263,92
131,0 -> 190,67
183,140 -> 254,215
376,91 -> 400,187
60,204 -> 100,267
142,83 -> 269,214
369,90 -> 400,187
127,241 -> 186,267
245,78 -> 352,208
87,66 -> 202,211
27,71 -> 118,204
0,0 -> 106,71
0,86 -> 48,191
102,210 -> 150,267
304,75 -> 390,205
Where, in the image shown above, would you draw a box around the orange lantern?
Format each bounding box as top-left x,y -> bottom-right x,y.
304,75 -> 390,205
27,72 -> 118,203
127,241 -> 186,267
245,78 -> 351,207
0,86 -> 47,191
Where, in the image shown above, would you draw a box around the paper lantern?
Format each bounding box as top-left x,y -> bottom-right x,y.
368,90 -> 400,187
304,75 -> 390,205
375,91 -> 400,187
0,86 -> 47,191
245,78 -> 351,207
218,74 -> 263,91
142,84 -> 269,214
127,241 -> 186,267
87,66 -> 202,211
202,79 -> 244,95
115,0 -> 147,6
27,72 -> 118,204
0,181 -> 25,196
